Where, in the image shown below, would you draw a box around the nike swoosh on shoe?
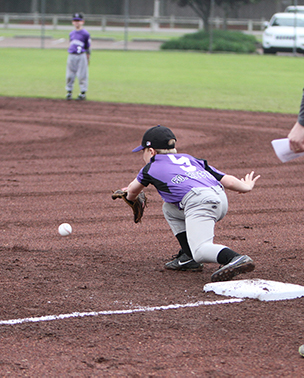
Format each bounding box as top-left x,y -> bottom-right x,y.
178,259 -> 193,266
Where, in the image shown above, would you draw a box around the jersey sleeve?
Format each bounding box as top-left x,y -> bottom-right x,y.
199,159 -> 225,181
136,165 -> 150,187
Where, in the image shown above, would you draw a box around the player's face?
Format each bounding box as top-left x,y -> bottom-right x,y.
72,20 -> 84,30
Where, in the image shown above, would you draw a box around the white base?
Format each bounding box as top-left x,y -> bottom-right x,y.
204,279 -> 304,301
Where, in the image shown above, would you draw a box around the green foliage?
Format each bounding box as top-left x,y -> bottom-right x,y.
161,30 -> 258,53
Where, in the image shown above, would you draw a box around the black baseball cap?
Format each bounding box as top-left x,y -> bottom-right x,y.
73,13 -> 84,21
132,125 -> 176,152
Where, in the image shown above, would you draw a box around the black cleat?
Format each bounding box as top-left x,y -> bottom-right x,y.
76,93 -> 86,100
211,255 -> 255,282
66,92 -> 72,100
165,251 -> 203,271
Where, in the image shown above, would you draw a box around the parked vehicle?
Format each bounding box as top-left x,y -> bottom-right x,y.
285,5 -> 304,13
262,12 -> 304,54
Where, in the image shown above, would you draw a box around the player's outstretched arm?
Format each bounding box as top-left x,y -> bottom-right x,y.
125,178 -> 145,201
220,171 -> 260,193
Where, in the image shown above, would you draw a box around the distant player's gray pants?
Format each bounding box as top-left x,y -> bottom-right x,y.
162,186 -> 228,264
66,53 -> 88,92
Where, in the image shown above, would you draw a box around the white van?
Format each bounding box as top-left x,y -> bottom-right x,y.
262,12 -> 304,54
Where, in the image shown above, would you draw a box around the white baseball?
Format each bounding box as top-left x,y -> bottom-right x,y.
58,223 -> 72,236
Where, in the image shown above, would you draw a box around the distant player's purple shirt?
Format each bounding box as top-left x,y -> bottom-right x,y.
68,29 -> 91,54
137,153 -> 225,204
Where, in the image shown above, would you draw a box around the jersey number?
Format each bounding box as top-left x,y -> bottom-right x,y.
168,155 -> 196,172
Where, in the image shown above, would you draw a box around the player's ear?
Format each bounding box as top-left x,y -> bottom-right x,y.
150,148 -> 157,156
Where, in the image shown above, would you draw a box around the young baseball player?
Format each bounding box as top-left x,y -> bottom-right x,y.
125,125 -> 260,282
65,13 -> 91,101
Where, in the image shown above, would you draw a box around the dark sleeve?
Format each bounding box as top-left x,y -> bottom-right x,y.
85,32 -> 91,51
202,160 -> 225,181
137,163 -> 152,187
140,164 -> 151,187
298,89 -> 304,127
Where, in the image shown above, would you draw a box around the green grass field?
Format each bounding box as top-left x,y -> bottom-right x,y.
1,47 -> 303,113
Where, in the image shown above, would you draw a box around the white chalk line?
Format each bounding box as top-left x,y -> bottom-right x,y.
0,298 -> 243,326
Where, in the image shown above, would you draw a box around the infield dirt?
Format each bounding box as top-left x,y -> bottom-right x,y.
0,96 -> 303,376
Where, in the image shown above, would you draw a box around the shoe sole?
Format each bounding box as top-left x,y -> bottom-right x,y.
211,259 -> 255,282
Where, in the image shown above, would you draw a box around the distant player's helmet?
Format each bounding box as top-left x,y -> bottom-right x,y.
73,13 -> 84,21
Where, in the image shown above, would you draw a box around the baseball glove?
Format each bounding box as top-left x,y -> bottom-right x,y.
111,189 -> 147,223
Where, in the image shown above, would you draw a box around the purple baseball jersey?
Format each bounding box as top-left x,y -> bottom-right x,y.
137,154 -> 225,204
68,29 -> 91,54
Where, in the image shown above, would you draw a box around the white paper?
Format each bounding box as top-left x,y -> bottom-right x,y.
271,138 -> 304,163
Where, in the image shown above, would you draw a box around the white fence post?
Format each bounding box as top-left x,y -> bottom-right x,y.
170,15 -> 174,29
101,15 -> 106,31
53,15 -> 58,30
4,14 -> 9,28
33,12 -> 39,25
215,17 -> 221,29
248,19 -> 253,32
151,16 -> 159,31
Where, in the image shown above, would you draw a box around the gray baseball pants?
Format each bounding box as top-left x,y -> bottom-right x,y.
66,53 -> 88,92
162,185 -> 228,264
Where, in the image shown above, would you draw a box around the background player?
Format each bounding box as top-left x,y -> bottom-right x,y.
124,125 -> 260,282
65,13 -> 91,101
